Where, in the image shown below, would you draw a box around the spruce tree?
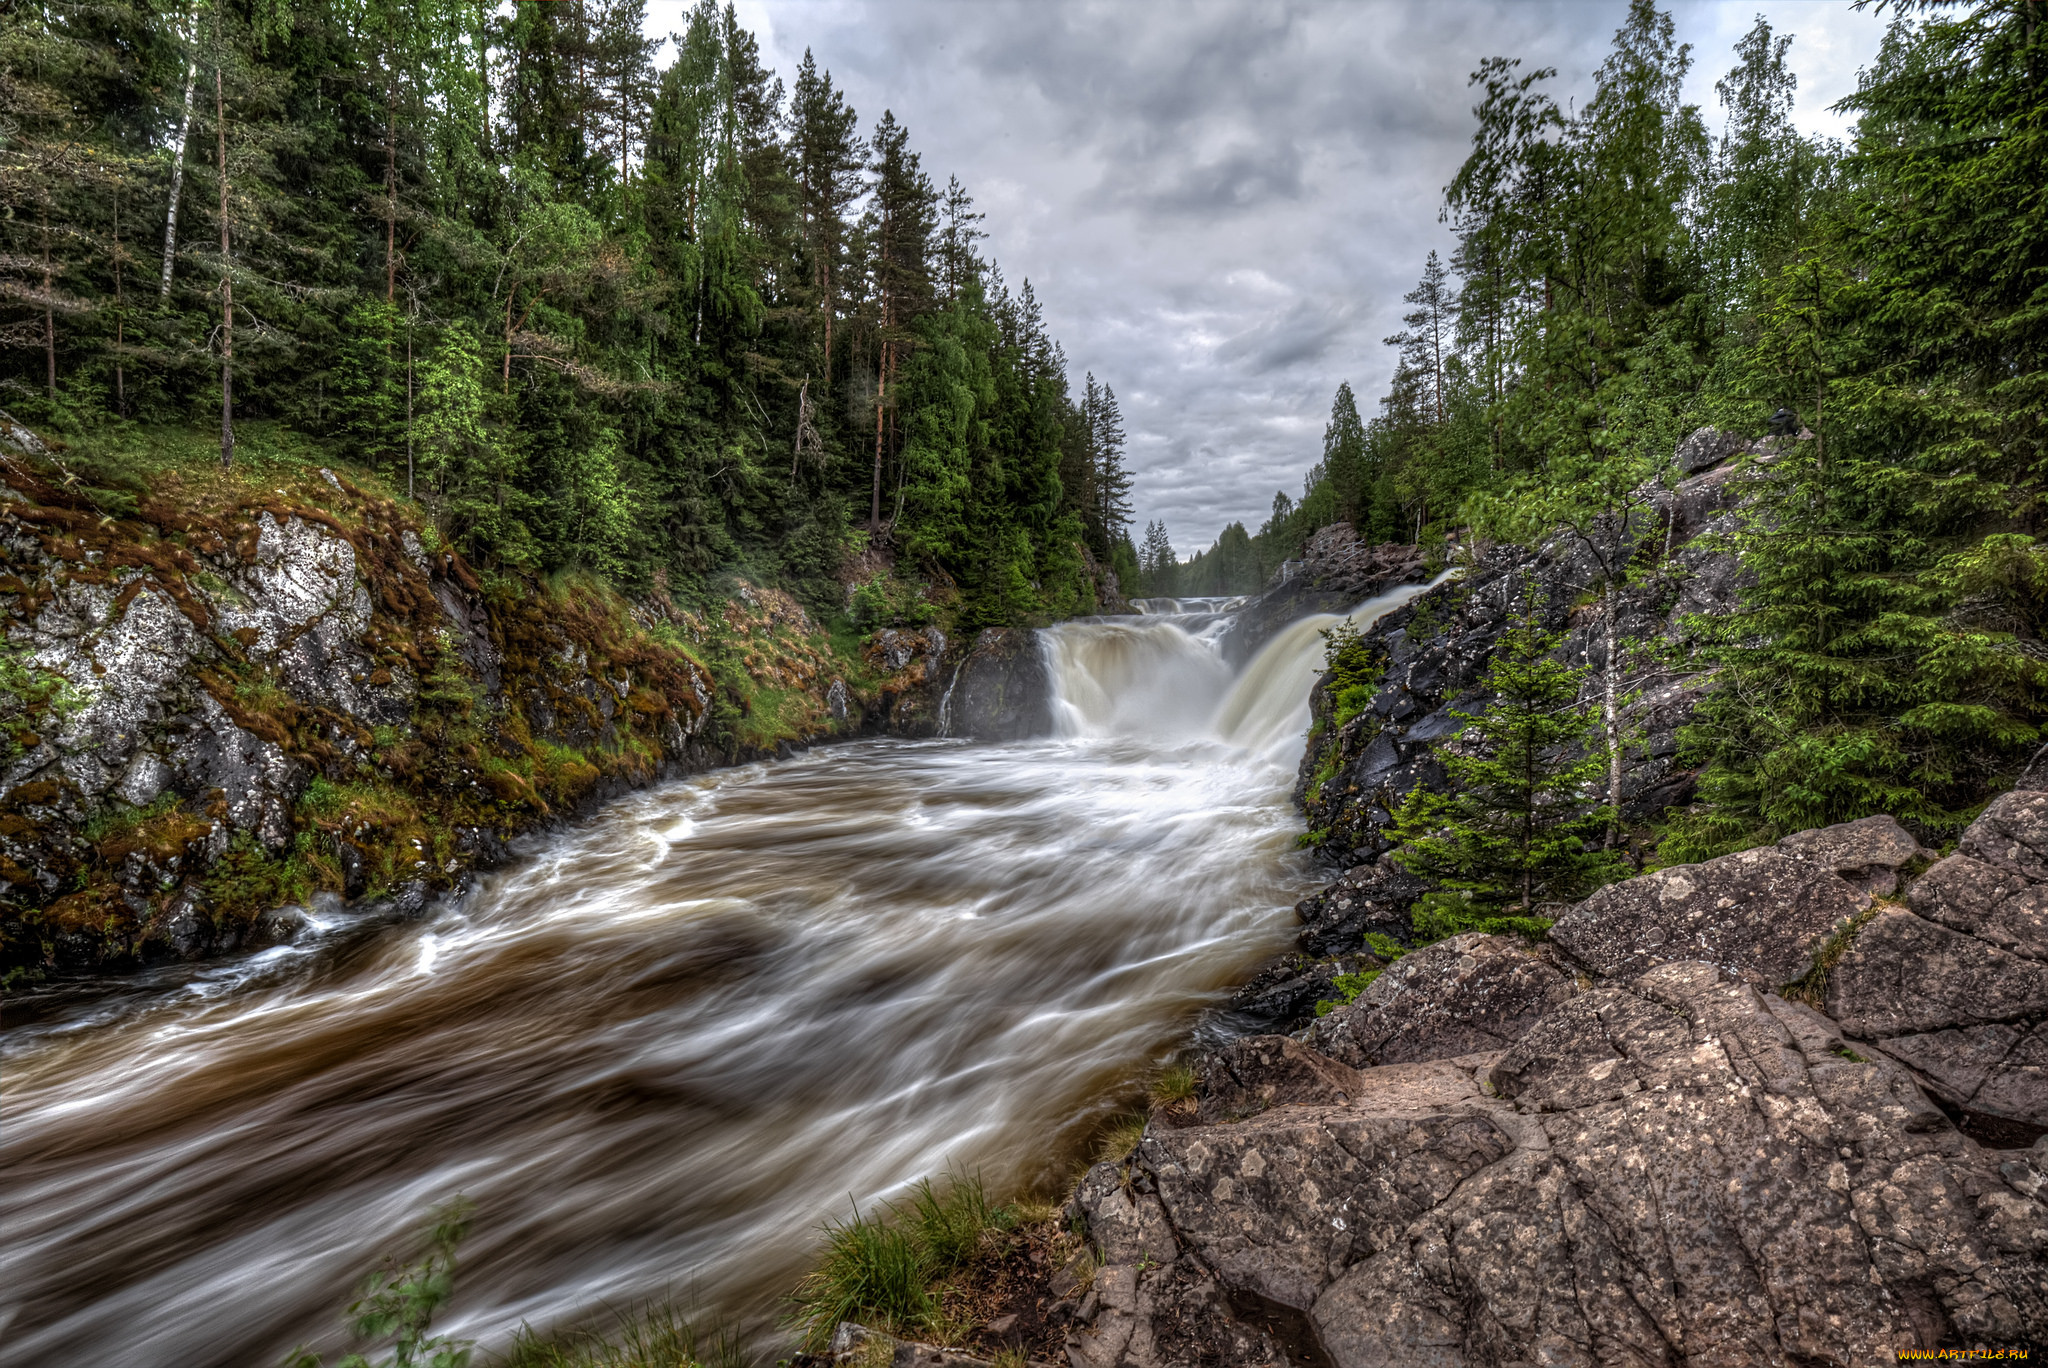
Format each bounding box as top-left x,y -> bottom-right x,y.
1388,586 -> 1623,927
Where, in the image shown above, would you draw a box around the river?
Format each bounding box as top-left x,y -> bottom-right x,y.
0,585 -> 1428,1367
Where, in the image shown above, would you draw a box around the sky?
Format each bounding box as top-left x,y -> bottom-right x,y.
646,0 -> 1891,555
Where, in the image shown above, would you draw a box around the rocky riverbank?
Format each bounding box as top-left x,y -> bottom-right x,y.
1293,430 -> 1761,867
810,800 -> 2048,1368
0,421 -> 1073,985
799,429 -> 2048,1367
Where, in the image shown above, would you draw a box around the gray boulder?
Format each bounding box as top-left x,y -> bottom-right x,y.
1073,960 -> 2048,1367
1303,932 -> 1578,1068
1777,813 -> 1933,895
1819,796 -> 2048,1130
1674,424 -> 1747,475
1195,1034 -> 1363,1125
1549,842 -> 1869,988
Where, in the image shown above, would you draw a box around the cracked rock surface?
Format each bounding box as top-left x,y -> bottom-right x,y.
1067,817 -> 2048,1367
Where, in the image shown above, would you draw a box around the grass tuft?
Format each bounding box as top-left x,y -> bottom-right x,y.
1093,1113 -> 1148,1164
1149,1064 -> 1197,1108
786,1173 -> 1011,1352
501,1304 -> 746,1368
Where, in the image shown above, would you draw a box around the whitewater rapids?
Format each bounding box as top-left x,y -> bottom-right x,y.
0,582 -> 1432,1366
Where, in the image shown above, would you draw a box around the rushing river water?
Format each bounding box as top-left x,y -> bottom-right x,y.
0,585 -> 1429,1367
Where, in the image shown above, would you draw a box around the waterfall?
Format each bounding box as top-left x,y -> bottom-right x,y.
0,572 -> 1449,1368
1040,577 -> 1446,762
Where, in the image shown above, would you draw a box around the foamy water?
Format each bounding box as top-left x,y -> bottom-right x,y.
0,583 -> 1432,1366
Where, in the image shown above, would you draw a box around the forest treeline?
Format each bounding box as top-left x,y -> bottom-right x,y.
1158,0 -> 2045,849
1,0 -> 1143,626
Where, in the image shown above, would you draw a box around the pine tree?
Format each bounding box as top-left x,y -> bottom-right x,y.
1389,590 -> 1623,929
1321,381 -> 1368,523
786,50 -> 864,387
1139,519 -> 1176,596
1085,375 -> 1132,543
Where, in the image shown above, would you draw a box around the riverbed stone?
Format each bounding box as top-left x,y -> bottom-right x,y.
1302,932 -> 1577,1068
1072,955 -> 2048,1368
1195,1034 -> 1363,1124
1549,843 -> 1868,988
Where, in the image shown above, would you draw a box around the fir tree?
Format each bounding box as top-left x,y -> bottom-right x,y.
1388,586 -> 1623,926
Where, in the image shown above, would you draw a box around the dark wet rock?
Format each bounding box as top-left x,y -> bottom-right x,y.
1302,932 -> 1578,1068
1194,1034 -> 1363,1125
1291,435 -> 1762,871
1071,956 -> 2048,1368
1292,856 -> 1427,956
1218,527 -> 1424,668
1777,813 -> 1933,896
1221,952 -> 1378,1034
1549,842 -> 1869,988
947,628 -> 1053,742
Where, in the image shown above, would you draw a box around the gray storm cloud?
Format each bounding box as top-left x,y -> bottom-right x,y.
671,0 -> 1887,553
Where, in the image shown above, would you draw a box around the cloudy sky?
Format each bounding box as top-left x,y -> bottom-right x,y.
648,0 -> 1889,554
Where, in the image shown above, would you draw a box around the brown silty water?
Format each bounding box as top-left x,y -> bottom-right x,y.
0,584 -> 1432,1366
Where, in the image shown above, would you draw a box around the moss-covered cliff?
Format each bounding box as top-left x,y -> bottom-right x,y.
0,422 -> 965,983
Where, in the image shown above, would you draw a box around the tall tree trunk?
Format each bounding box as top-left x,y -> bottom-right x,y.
160,54 -> 198,298
216,63 -> 233,471
503,292 -> 514,392
113,188 -> 125,414
405,308 -> 415,499
39,195 -> 55,400
385,79 -> 397,302
871,341 -> 885,527
1603,577 -> 1622,847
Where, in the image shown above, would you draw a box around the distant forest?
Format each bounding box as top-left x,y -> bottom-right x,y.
1,0 -> 1143,626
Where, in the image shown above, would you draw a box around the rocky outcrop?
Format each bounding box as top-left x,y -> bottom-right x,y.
1824,790 -> 2048,1133
945,628 -> 1055,742
1304,931 -> 1580,1068
1065,815 -> 2048,1367
1219,527 -> 1424,668
1294,432 -> 1759,868
0,447 -> 858,980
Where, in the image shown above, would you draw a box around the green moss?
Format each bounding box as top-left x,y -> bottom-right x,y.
1410,890 -> 1554,945
1314,967 -> 1382,1017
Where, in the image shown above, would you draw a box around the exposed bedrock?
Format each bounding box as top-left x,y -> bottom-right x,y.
1070,807 -> 2048,1367
1294,431 -> 1762,867
947,627 -> 1056,742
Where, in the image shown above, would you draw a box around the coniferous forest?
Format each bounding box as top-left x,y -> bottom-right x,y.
1,0 -> 1142,626
1163,0 -> 2047,851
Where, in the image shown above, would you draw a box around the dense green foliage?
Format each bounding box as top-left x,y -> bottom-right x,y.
1,0 -> 1138,626
1387,592 -> 1623,921
1174,0 -> 2046,844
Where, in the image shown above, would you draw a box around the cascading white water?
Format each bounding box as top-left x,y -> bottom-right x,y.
1211,576 -> 1454,761
0,578 -> 1442,1368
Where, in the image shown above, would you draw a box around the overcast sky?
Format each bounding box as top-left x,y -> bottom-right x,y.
647,0 -> 1889,554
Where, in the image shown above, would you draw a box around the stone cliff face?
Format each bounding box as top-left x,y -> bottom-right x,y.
1058,801 -> 2048,1367
1295,433 -> 1759,866
0,427 -> 1004,982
